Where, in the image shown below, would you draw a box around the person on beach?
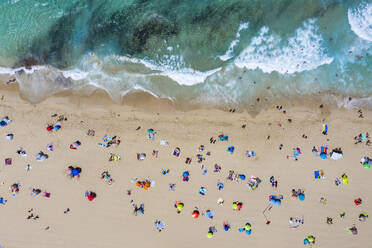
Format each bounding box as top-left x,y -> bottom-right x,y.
173,147 -> 181,157
70,141 -> 81,149
154,220 -> 165,232
137,153 -> 146,161
207,226 -> 217,238
132,203 -> 145,216
36,151 -> 48,161
359,212 -> 368,222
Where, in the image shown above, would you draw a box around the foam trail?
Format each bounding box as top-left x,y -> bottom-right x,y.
219,22 -> 249,61
117,54 -> 221,86
348,2 -> 372,42
234,18 -> 333,74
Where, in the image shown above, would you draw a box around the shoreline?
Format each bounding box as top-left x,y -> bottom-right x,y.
1,80 -> 371,116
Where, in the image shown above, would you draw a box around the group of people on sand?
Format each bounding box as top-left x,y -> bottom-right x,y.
2,110 -> 369,246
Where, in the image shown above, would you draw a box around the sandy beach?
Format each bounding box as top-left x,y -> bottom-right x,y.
0,83 -> 371,248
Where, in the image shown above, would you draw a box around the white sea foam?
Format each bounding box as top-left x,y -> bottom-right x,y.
116,53 -> 221,86
61,69 -> 89,81
219,22 -> 249,61
234,18 -> 333,74
348,2 -> 372,42
0,65 -> 46,75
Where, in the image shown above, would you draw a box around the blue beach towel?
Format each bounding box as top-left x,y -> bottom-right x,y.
314,171 -> 320,179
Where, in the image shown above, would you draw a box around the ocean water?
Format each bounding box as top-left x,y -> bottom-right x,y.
0,0 -> 371,109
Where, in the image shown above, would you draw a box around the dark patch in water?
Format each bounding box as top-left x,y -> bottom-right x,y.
14,53 -> 40,69
130,14 -> 178,53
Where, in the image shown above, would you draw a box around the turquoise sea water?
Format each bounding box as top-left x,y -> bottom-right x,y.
0,0 -> 371,108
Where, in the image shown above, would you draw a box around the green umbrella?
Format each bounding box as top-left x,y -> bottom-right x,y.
363,162 -> 370,169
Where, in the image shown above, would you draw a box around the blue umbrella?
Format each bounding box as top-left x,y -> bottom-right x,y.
275,199 -> 281,206
320,153 -> 327,159
245,229 -> 252,235
183,171 -> 189,177
239,174 -> 246,180
71,168 -> 79,176
299,193 -> 305,201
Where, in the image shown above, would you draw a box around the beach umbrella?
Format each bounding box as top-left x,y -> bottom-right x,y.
71,168 -> 80,177
232,202 -> 238,210
239,174 -> 246,180
183,171 -> 189,177
192,210 -> 199,219
245,229 -> 252,235
307,236 -> 315,243
238,228 -> 245,232
299,193 -> 305,201
342,174 -> 349,184
304,238 -> 310,245
207,232 -> 213,238
320,153 -> 327,159
87,194 -> 95,201
217,182 -> 224,190
363,163 -> 370,169
177,203 -> 184,211
269,198 -> 276,205
245,223 -> 251,231
237,202 -> 243,210
199,187 -> 207,195
275,199 -> 281,206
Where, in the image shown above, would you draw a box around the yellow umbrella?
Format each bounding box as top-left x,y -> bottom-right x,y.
342,174 -> 349,184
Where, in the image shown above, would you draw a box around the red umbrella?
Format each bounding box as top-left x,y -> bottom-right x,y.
87,193 -> 96,201
192,210 -> 199,219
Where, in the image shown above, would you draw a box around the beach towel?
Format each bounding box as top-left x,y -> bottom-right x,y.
43,192 -> 51,198
205,210 -> 214,219
314,171 -> 320,179
5,158 -> 12,165
322,124 -> 328,134
331,152 -> 343,160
